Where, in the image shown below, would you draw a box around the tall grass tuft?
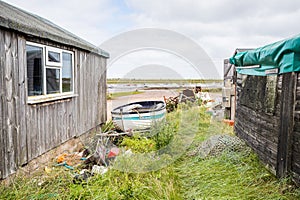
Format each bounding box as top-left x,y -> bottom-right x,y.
1,105 -> 299,199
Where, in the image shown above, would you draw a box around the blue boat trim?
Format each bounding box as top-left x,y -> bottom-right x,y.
112,113 -> 165,120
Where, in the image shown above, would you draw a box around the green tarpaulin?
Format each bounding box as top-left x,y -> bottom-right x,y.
229,34 -> 300,76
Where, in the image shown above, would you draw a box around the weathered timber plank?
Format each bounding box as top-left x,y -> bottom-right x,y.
291,151 -> 300,174
44,105 -> 50,151
4,31 -> 17,175
92,56 -> 98,126
293,121 -> 300,132
17,36 -> 27,165
54,104 -> 58,145
85,54 -> 92,130
72,50 -> 78,138
84,53 -> 90,130
292,132 -> 300,153
59,103 -> 64,143
99,57 -> 107,123
30,107 -> 38,159
36,106 -> 42,155
11,32 -> 19,169
65,103 -> 70,139
277,72 -> 297,178
60,103 -> 66,143
25,104 -> 31,162
78,52 -> 85,135
40,105 -> 45,154
26,106 -> 34,160
292,74 -> 300,183
50,104 -> 55,150
0,29 -> 6,179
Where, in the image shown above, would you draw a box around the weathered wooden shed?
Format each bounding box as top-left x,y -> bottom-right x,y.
223,49 -> 253,120
0,2 -> 109,179
230,35 -> 300,185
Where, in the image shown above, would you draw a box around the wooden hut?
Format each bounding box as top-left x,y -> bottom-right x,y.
223,49 -> 253,120
0,2 -> 109,179
230,35 -> 300,185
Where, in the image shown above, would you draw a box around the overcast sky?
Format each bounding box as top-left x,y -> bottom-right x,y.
4,0 -> 300,79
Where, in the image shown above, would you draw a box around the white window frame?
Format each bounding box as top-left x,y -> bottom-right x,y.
61,51 -> 75,95
26,41 -> 76,104
45,46 -> 63,67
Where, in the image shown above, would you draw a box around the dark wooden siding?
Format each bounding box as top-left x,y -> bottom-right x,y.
292,74 -> 300,183
235,74 -> 281,173
0,29 -> 107,179
235,71 -> 300,185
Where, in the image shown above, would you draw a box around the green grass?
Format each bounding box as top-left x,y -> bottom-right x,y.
1,105 -> 300,199
107,91 -> 144,100
202,88 -> 222,93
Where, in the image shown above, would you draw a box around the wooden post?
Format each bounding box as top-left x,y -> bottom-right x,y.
0,31 -> 4,179
277,72 -> 297,177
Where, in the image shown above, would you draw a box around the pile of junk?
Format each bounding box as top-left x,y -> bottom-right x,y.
51,128 -> 132,183
163,87 -> 225,122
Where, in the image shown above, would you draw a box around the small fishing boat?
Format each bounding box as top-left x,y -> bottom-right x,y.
111,101 -> 166,131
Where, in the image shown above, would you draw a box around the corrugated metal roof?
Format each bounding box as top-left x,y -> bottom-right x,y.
0,1 -> 109,58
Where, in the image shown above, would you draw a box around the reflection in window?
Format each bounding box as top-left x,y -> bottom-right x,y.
26,42 -> 74,98
62,52 -> 73,92
46,69 -> 60,94
48,51 -> 60,62
26,45 -> 43,96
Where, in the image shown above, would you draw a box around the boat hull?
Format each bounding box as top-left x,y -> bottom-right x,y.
111,101 -> 166,131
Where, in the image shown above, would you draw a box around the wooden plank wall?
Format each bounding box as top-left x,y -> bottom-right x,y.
0,29 -> 107,179
0,30 -> 19,178
223,59 -> 234,80
23,100 -> 78,162
76,50 -> 107,135
235,72 -> 300,184
277,73 -> 297,178
0,29 -> 3,179
235,74 -> 282,173
292,74 -> 300,183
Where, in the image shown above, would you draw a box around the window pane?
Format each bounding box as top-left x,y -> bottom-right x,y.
48,51 -> 60,62
62,52 -> 73,92
26,45 -> 43,96
46,68 -> 60,94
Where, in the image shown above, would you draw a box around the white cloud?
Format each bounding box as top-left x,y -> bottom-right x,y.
124,0 -> 300,78
108,49 -> 205,79
126,0 -> 300,23
3,0 -> 128,44
3,0 -> 300,78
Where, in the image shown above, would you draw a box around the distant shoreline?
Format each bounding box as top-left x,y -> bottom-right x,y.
142,86 -> 221,92
107,78 -> 222,84
108,85 -> 222,94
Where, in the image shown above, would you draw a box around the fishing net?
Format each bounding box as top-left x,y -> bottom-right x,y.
193,134 -> 249,159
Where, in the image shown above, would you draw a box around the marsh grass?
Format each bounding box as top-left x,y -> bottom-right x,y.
107,91 -> 143,100
1,105 -> 300,199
